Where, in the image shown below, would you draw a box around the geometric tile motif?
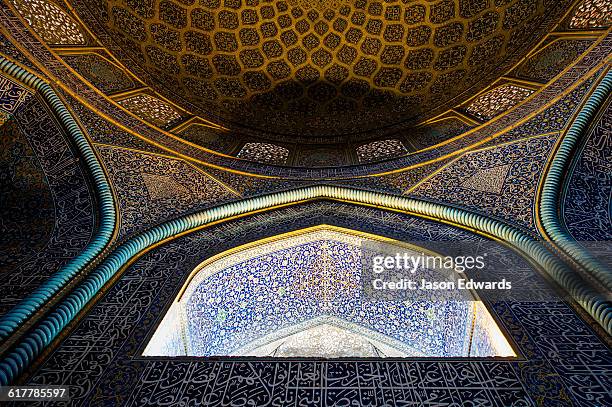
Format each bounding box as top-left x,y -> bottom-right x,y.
96,145 -> 237,238
71,0 -> 571,138
484,73 -> 598,146
466,84 -> 535,121
289,0 -> 350,12
202,165 -> 311,197
118,94 -> 182,128
461,164 -> 511,194
142,172 -> 191,201
356,139 -> 408,163
410,135 -> 557,229
569,0 -> 612,28
369,158 -> 455,195
237,142 -> 290,165
10,0 -> 86,45
0,32 -> 42,74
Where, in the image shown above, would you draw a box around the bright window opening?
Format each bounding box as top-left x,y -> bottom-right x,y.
144,226 -> 515,358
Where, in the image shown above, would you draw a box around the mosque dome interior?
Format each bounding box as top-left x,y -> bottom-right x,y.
0,0 -> 610,405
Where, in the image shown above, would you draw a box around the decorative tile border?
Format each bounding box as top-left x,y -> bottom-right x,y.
0,58 -> 116,343
538,69 -> 612,308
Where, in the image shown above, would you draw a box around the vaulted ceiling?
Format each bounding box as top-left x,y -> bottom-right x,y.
70,0 -> 569,141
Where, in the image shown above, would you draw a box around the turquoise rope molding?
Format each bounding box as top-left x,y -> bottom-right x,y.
0,184 -> 610,384
0,58 -> 117,339
540,69 -> 612,293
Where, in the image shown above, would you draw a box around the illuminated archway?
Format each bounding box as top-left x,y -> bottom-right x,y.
144,226 -> 514,358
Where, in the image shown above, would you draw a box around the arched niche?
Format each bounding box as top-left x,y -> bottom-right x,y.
144,225 -> 515,358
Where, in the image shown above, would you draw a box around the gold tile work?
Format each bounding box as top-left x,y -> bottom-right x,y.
461,164 -> 511,194
11,0 -> 86,44
118,94 -> 182,127
237,142 -> 290,165
357,139 -> 407,163
465,84 -> 534,121
569,0 -> 612,29
73,0 -> 562,138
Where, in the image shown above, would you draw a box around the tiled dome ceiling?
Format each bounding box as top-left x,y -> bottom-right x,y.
75,0 -> 563,139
